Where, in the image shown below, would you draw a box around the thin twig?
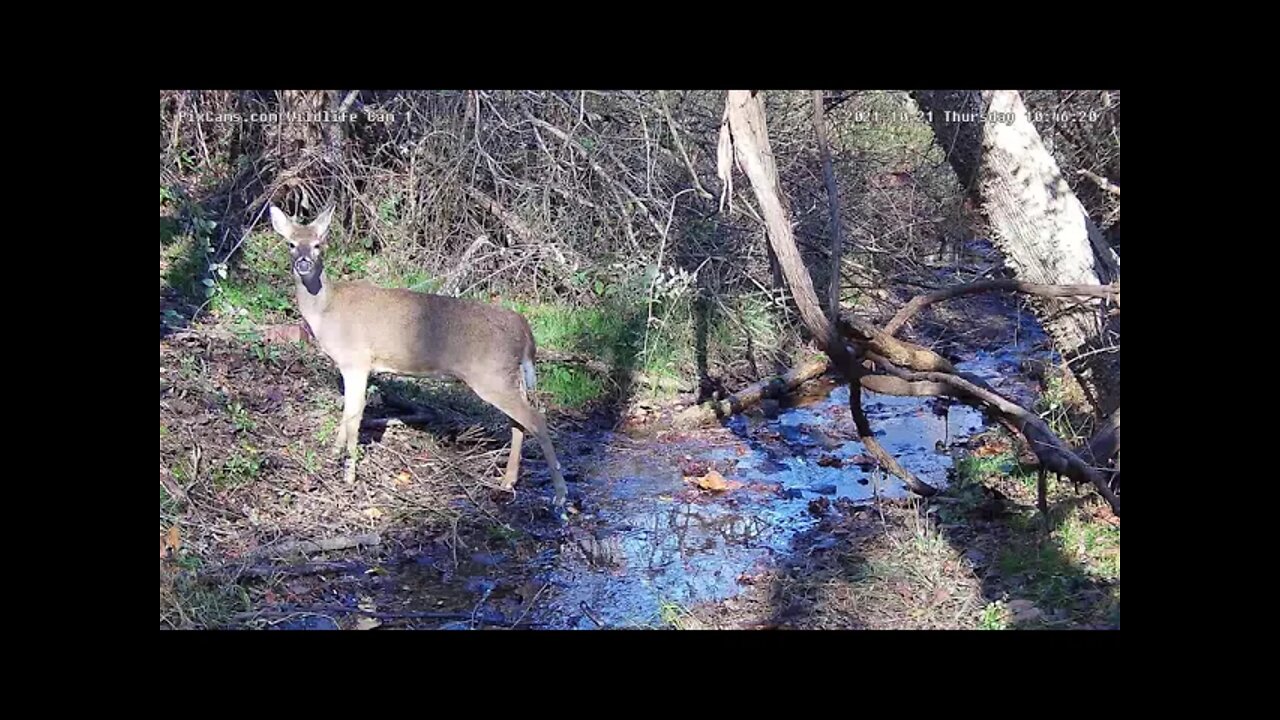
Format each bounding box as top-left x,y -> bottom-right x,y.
642,188 -> 695,363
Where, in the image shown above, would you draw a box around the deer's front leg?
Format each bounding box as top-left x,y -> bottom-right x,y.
332,368 -> 369,465
331,424 -> 349,458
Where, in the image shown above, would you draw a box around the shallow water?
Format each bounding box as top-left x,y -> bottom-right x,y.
525,315 -> 1051,629
272,288 -> 1053,630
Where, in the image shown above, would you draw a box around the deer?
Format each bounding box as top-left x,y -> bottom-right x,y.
268,204 -> 568,513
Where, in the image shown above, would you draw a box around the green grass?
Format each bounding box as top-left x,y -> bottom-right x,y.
1058,512 -> 1121,580
938,450 -> 1016,525
227,401 -> 256,433
161,552 -> 251,629
160,484 -> 183,519
160,215 -> 182,245
297,445 -> 322,475
486,524 -> 523,545
945,431 -> 1120,628
511,302 -> 642,367
1034,373 -> 1084,442
248,340 -> 284,366
537,364 -> 605,408
503,291 -> 799,408
313,415 -> 339,446
657,599 -> 698,629
166,221 -> 395,327
214,444 -> 264,489
161,233 -> 208,301
506,300 -> 642,408
979,602 -> 1009,630
956,452 -> 1016,483
996,542 -> 1080,608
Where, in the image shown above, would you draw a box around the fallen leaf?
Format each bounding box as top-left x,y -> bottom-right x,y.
363,507 -> 385,520
850,453 -> 878,469
160,526 -> 181,558
353,616 -> 382,630
262,324 -> 308,344
974,440 -> 1011,457
395,471 -> 412,488
816,455 -> 843,468
688,470 -> 743,492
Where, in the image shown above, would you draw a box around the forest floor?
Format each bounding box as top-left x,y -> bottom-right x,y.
160,281 -> 1119,630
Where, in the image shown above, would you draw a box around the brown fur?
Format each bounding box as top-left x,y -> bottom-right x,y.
269,205 -> 567,507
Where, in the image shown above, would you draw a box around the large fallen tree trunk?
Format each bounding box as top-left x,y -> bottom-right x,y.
673,354 -> 831,429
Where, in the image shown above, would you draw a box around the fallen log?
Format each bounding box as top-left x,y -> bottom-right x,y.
220,560 -> 366,581
839,315 -> 956,374
672,354 -> 831,429
859,375 -> 959,398
256,533 -> 382,558
867,353 -> 1119,515
198,534 -> 384,585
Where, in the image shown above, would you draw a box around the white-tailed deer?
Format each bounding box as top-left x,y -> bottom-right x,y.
268,205 -> 568,509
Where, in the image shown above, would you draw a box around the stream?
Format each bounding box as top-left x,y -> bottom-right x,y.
272,285 -> 1054,630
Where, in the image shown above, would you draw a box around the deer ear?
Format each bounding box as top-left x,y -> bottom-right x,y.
310,206 -> 335,239
269,206 -> 294,239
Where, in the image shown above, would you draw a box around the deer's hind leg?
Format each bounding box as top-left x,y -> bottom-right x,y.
502,426 -> 525,491
467,371 -> 567,507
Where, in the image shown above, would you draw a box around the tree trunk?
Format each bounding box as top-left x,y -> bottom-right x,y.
719,90 -> 937,497
812,91 -> 844,322
910,90 -> 1120,418
719,92 -> 831,350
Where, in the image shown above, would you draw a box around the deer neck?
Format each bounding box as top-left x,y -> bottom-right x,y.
294,257 -> 332,330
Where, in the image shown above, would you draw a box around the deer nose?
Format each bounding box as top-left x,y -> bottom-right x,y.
294,257 -> 313,274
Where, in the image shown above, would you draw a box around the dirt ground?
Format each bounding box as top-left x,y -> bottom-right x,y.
160,316 -> 1118,630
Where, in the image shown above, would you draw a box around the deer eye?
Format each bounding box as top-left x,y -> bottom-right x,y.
287,241 -> 298,249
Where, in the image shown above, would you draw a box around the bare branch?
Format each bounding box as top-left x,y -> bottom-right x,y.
1077,169 -> 1121,196
812,91 -> 845,323
524,112 -> 666,238
885,280 -> 1120,337
674,354 -> 831,428
868,353 -> 1120,515
658,91 -> 714,200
